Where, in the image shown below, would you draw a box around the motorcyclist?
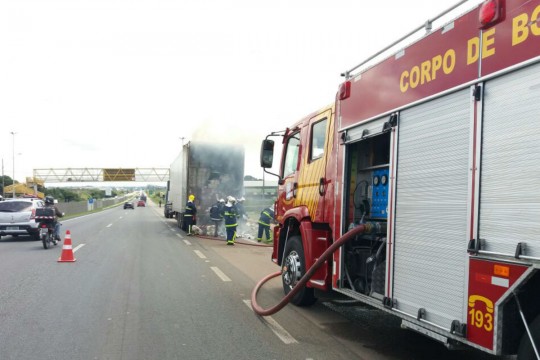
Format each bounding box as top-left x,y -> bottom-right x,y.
44,196 -> 64,241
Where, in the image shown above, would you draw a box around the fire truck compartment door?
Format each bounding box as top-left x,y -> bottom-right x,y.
479,61 -> 540,258
342,116 -> 388,144
393,88 -> 471,330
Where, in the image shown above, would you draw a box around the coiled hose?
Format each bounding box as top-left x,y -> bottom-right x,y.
251,223 -> 371,316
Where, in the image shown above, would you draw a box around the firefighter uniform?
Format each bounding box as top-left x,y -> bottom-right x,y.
222,197 -> 239,245
257,207 -> 274,242
209,199 -> 225,237
184,194 -> 197,235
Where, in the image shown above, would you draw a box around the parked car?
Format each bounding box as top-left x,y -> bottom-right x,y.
0,198 -> 45,240
123,202 -> 134,209
137,200 -> 145,207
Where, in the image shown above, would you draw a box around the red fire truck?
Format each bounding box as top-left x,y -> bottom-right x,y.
259,0 -> 540,358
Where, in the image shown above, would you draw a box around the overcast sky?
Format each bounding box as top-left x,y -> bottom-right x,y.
0,0 -> 483,184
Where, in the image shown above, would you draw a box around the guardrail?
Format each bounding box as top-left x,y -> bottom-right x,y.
56,195 -> 132,216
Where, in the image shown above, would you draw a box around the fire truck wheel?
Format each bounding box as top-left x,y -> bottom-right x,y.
517,314 -> 540,360
282,235 -> 316,307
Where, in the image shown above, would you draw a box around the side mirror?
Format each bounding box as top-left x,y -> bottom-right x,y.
260,139 -> 274,168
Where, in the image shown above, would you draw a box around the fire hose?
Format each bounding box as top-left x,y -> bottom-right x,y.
196,234 -> 272,247
251,223 -> 374,316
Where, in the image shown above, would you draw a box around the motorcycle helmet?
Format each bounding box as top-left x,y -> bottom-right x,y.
45,196 -> 55,205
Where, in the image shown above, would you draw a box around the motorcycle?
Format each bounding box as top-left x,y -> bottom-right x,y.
35,207 -> 64,249
39,221 -> 60,249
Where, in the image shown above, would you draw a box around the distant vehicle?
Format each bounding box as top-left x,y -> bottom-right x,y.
137,200 -> 145,207
123,202 -> 134,210
164,202 -> 173,218
0,198 -> 45,240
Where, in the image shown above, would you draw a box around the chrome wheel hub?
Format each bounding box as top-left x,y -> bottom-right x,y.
282,250 -> 302,288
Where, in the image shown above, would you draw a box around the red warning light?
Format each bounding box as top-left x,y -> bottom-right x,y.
339,81 -> 351,100
479,0 -> 505,29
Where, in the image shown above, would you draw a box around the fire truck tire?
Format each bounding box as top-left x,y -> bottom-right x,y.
517,314 -> 540,360
282,236 -> 316,306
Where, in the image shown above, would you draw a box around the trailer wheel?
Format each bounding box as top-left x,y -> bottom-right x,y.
517,315 -> 540,360
176,213 -> 187,231
282,236 -> 316,306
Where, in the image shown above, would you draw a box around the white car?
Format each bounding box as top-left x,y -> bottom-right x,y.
0,198 -> 45,240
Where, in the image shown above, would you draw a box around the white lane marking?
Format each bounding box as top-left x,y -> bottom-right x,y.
243,300 -> 298,344
194,250 -> 207,259
106,224 -> 112,228
119,216 -> 123,219
73,244 -> 85,253
210,266 -> 231,282
183,240 -> 191,246
170,227 -> 176,232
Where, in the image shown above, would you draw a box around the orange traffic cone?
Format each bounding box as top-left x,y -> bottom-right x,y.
58,230 -> 76,262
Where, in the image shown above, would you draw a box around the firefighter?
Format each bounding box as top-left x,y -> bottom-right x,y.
257,206 -> 274,243
222,196 -> 239,245
184,194 -> 197,236
209,198 -> 225,237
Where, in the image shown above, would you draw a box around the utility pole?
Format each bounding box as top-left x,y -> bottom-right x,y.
262,170 -> 265,200
1,158 -> 4,197
11,131 -> 16,198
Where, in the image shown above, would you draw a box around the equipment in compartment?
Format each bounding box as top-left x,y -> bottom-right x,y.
344,131 -> 390,298
343,225 -> 387,297
348,132 -> 390,225
371,168 -> 389,219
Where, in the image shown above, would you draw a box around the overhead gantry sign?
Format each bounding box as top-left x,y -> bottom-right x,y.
33,168 -> 169,183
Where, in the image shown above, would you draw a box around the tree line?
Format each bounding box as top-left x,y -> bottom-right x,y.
1,175 -> 120,202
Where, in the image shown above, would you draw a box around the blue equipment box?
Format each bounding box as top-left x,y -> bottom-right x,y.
371,168 -> 389,219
